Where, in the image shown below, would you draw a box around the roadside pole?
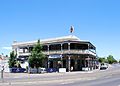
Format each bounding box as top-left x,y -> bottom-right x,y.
1,66 -> 4,82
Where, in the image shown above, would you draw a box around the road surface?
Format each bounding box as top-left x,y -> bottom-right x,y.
0,64 -> 120,86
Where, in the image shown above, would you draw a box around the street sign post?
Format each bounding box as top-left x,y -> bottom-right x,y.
1,68 -> 3,79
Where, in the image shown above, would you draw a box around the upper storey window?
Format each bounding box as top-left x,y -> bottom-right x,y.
63,43 -> 68,50
70,43 -> 88,50
42,45 -> 48,51
49,44 -> 61,50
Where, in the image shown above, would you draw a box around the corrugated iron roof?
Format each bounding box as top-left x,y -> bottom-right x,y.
12,35 -> 86,46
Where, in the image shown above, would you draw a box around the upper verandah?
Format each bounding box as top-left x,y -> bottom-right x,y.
12,35 -> 96,49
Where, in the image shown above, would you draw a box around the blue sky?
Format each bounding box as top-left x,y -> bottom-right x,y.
0,0 -> 120,60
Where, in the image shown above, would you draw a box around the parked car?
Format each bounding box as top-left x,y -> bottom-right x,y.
100,63 -> 108,70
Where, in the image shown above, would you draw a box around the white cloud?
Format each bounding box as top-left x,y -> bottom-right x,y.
2,47 -> 12,50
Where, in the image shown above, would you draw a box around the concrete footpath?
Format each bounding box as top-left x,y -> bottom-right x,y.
0,70 -> 99,84
1,69 -> 99,79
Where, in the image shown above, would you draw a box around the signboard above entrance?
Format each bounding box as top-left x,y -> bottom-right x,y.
48,55 -> 62,58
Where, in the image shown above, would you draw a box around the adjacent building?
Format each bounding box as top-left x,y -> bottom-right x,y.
0,55 -> 9,72
12,35 -> 97,72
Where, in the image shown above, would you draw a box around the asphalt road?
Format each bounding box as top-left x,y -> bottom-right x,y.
56,72 -> 120,86
32,75 -> 120,86
0,64 -> 120,86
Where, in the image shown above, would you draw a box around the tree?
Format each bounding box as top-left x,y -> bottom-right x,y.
28,40 -> 45,69
8,51 -> 17,68
107,55 -> 117,64
98,57 -> 108,63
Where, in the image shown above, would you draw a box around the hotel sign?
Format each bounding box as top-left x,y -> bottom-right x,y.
48,55 -> 62,58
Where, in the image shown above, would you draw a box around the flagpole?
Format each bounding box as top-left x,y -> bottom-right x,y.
68,26 -> 74,72
70,26 -> 74,37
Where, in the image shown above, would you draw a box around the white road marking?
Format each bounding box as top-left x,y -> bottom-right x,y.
61,81 -> 75,85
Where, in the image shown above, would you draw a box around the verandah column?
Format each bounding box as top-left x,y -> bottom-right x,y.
68,42 -> 71,72
92,57 -> 94,69
61,43 -> 63,68
47,45 -> 50,69
94,57 -> 96,69
88,55 -> 90,71
16,47 -> 20,58
88,43 -> 90,71
95,48 -> 97,69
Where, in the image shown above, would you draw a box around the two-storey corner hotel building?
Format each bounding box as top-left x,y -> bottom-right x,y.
12,35 -> 97,72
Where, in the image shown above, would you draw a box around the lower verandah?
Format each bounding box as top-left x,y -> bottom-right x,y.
48,54 -> 97,71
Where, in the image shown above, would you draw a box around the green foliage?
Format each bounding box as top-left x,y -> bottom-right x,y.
8,51 -> 17,68
98,57 -> 107,63
98,55 -> 117,64
107,55 -> 117,64
28,40 -> 45,68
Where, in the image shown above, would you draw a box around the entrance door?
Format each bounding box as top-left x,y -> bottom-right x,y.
63,60 -> 66,68
49,61 -> 53,68
77,60 -> 82,71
